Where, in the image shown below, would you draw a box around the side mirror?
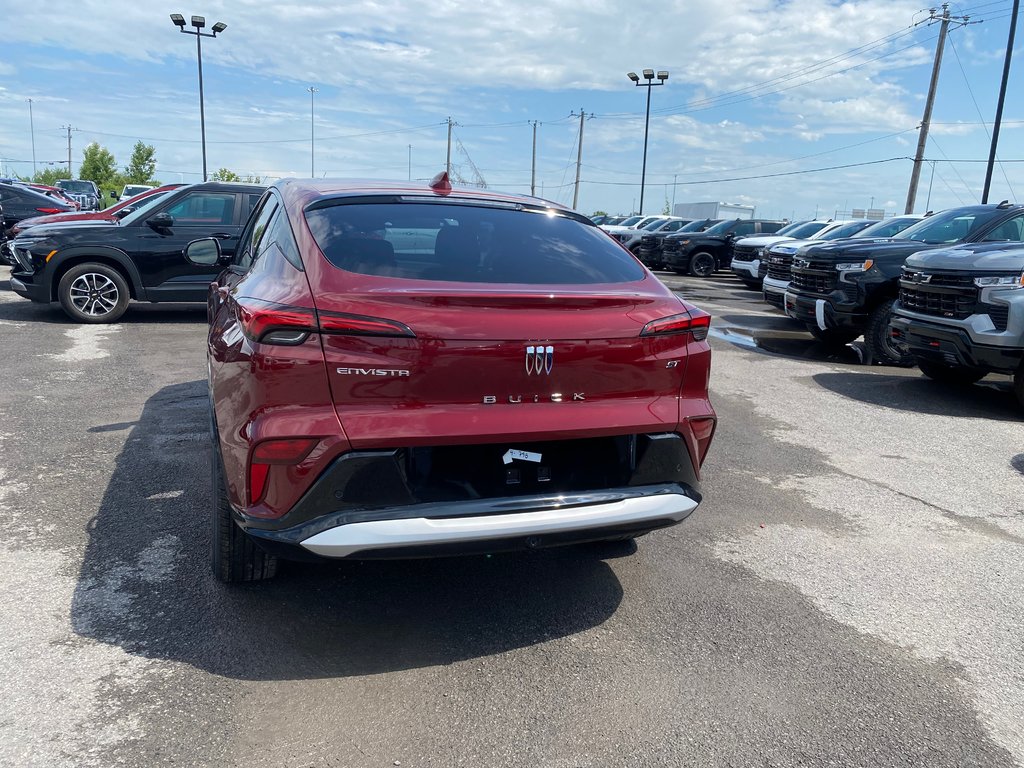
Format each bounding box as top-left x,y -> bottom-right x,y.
184,238 -> 224,266
148,212 -> 174,229
113,207 -> 133,219
110,191 -> 118,199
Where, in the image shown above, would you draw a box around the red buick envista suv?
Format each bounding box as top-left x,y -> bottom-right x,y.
188,174 -> 716,581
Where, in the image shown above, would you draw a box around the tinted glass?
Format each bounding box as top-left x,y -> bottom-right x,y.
981,214 -> 1024,242
703,220 -> 738,236
119,190 -> 184,225
236,197 -> 279,271
774,220 -> 809,237
679,219 -> 712,233
661,220 -> 686,232
617,216 -> 643,227
165,192 -> 236,225
895,208 -> 1006,244
785,221 -> 829,239
733,221 -> 757,236
306,203 -> 646,284
856,217 -> 920,238
642,218 -> 668,230
824,220 -> 874,239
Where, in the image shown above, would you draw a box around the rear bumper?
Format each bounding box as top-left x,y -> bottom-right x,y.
281,485 -> 698,559
890,314 -> 1023,374
238,431 -> 705,559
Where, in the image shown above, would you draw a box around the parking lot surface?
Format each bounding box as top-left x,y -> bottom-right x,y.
1,265 -> 1022,767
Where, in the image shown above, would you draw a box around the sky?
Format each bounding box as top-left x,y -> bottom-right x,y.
1,0 -> 1021,220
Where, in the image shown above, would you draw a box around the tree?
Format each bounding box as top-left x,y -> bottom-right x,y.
210,167 -> 240,182
662,197 -> 671,215
32,167 -> 72,185
79,143 -> 118,187
124,141 -> 157,184
591,210 -> 608,217
210,168 -> 263,184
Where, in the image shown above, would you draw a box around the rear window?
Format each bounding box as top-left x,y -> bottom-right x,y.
305,202 -> 646,284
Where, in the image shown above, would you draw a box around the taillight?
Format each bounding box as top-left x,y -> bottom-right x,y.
690,417 -> 716,467
235,297 -> 415,345
35,207 -> 63,214
640,308 -> 711,341
318,310 -> 415,338
249,438 -> 319,504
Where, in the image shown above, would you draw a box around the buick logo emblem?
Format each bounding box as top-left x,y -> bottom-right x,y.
525,345 -> 554,376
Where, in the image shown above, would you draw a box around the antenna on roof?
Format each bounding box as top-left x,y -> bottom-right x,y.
429,171 -> 452,193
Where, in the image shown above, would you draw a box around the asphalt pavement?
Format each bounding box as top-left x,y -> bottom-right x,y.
1,265 -> 1021,767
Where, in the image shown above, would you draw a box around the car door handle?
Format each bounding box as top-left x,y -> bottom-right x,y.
211,232 -> 232,240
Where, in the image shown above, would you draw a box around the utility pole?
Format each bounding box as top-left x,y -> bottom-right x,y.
63,125 -> 73,176
530,120 -> 539,196
307,86 -> 318,177
672,173 -> 677,211
905,4 -> 970,213
408,144 -> 412,181
570,108 -> 591,210
27,99 -> 36,177
446,117 -> 454,176
982,0 -> 1019,203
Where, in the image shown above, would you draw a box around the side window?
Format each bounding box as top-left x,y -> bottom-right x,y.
733,221 -> 756,236
165,192 -> 236,225
761,222 -> 782,234
663,221 -> 684,233
983,215 -> 1024,242
234,197 -> 279,272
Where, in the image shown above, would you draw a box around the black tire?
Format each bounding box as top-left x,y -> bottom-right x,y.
807,325 -> 861,346
211,432 -> 277,583
688,251 -> 717,277
864,299 -> 914,366
916,359 -> 986,386
57,262 -> 130,323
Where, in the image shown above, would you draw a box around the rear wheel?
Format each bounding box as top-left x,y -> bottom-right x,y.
864,299 -> 914,366
688,252 -> 717,277
57,262 -> 130,323
807,325 -> 860,346
211,431 -> 277,583
917,359 -> 986,386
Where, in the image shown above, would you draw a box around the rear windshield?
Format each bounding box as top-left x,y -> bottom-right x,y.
57,181 -> 95,193
305,202 -> 647,284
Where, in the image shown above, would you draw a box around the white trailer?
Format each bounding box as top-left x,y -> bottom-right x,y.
673,201 -> 755,220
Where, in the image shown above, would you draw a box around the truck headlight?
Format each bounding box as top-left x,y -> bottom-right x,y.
836,259 -> 874,272
973,273 -> 1024,288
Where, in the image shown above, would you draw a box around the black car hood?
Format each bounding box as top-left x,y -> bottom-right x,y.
801,237 -> 951,261
15,219 -> 121,240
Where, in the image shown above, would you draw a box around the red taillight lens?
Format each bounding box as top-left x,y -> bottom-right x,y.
236,298 -> 317,344
35,207 -> 63,214
235,298 -> 415,344
690,416 -> 716,467
318,310 -> 415,337
249,438 -> 319,504
640,308 -> 711,341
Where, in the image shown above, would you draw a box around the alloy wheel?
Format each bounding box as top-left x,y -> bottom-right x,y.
68,272 -> 119,317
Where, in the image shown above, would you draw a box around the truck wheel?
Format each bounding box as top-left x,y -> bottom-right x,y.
917,359 -> 986,386
57,262 -> 130,324
211,432 -> 277,583
864,299 -> 914,366
807,326 -> 860,346
688,252 -> 717,277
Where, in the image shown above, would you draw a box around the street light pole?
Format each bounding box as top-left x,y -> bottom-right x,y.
27,98 -> 36,177
627,69 -> 668,215
170,14 -> 227,182
307,86 -> 318,177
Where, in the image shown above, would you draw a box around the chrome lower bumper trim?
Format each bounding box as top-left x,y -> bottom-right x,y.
299,493 -> 698,558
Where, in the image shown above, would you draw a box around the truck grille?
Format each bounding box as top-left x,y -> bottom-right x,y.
765,254 -> 793,281
731,245 -> 757,263
898,268 -> 1013,330
790,271 -> 838,294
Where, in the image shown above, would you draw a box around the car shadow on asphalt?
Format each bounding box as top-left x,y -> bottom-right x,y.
812,371 -> 1020,420
70,380 -> 624,680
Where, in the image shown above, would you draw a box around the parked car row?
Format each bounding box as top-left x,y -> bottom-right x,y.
704,202 -> 1024,406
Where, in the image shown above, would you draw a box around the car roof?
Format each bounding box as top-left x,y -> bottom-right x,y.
275,175 -> 575,216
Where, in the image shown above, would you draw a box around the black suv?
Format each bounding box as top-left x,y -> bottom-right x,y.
785,203 -> 1024,364
8,182 -> 264,323
637,218 -> 717,270
662,218 -> 786,277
